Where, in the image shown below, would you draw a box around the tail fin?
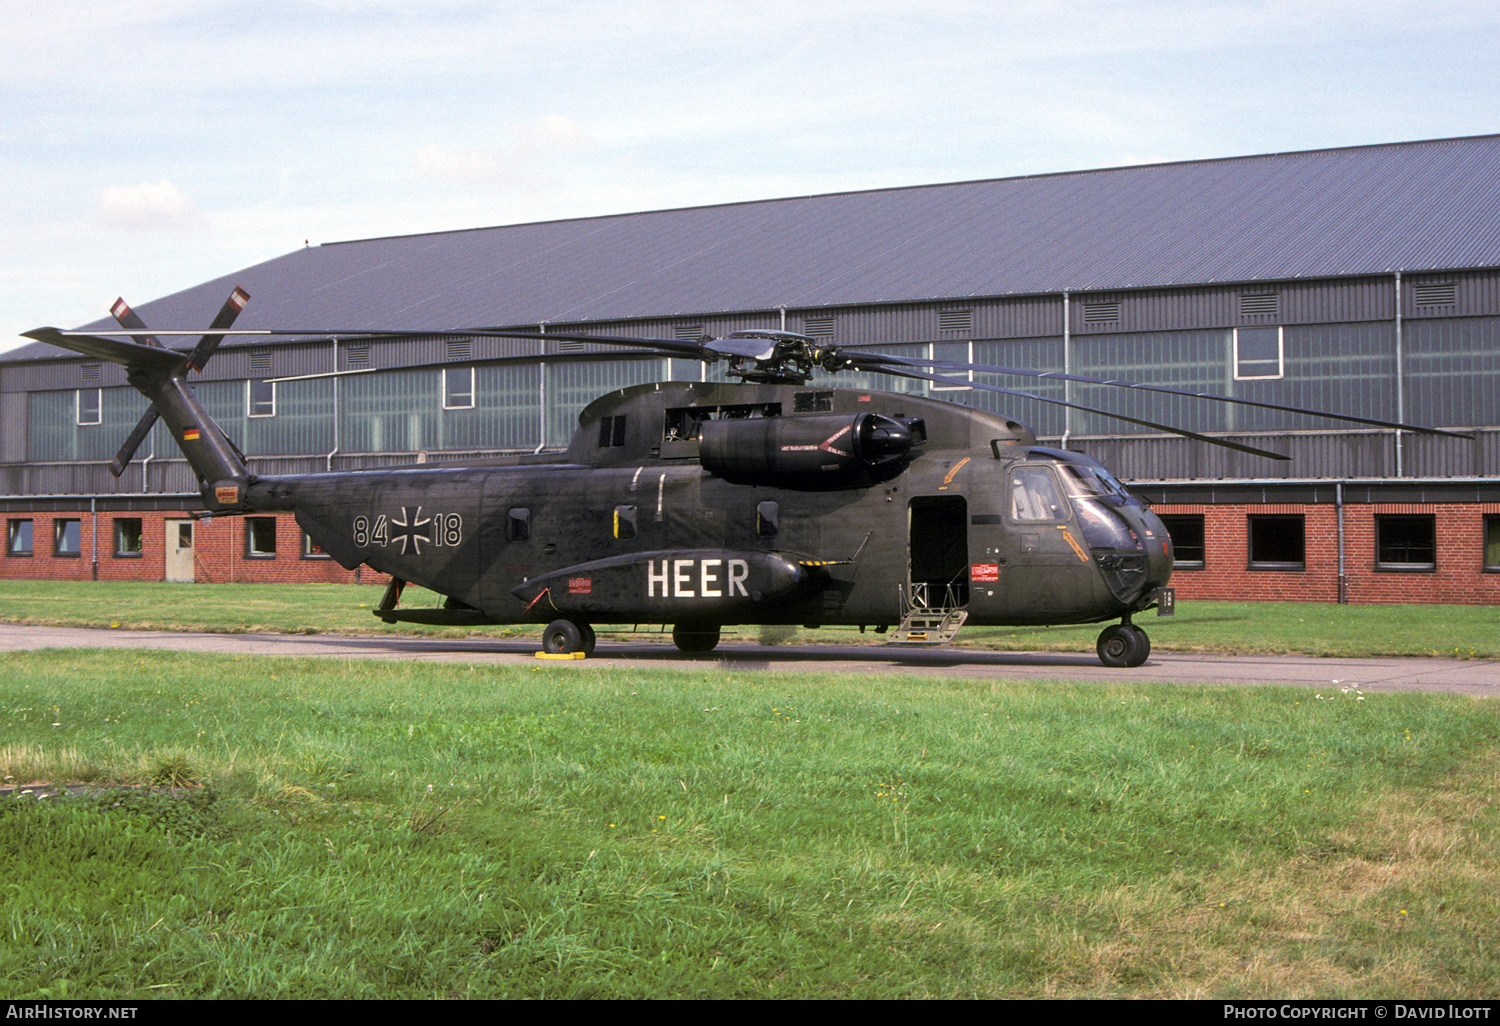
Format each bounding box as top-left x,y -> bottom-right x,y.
23,322 -> 252,509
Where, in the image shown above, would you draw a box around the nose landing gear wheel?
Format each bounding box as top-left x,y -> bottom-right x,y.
1096,623 -> 1150,668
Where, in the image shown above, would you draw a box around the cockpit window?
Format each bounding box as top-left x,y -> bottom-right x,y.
1057,463 -> 1129,499
1011,465 -> 1068,522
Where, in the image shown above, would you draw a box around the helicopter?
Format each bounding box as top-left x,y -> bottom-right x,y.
24,289 -> 1468,668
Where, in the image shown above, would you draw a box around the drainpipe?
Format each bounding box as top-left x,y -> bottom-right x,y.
536,322 -> 548,452
1336,481 -> 1347,604
90,496 -> 98,581
1394,271 -> 1405,478
326,336 -> 340,472
1060,291 -> 1072,450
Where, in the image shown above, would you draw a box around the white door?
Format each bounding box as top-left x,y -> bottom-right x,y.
165,519 -> 194,582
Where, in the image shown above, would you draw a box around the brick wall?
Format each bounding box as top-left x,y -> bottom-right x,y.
1156,503 -> 1500,604
2,510 -> 387,586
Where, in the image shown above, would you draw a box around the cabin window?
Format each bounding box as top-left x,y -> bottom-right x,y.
506,508 -> 531,542
1247,514 -> 1304,570
598,415 -> 627,447
613,505 -> 638,540
1375,514 -> 1436,571
5,519 -> 32,556
245,517 -> 278,558
1234,327 -> 1283,380
248,379 -> 276,417
1010,466 -> 1067,522
302,531 -> 330,559
77,388 -> 101,425
1158,514 -> 1204,568
443,367 -> 474,409
53,519 -> 81,557
114,518 -> 143,557
756,500 -> 780,537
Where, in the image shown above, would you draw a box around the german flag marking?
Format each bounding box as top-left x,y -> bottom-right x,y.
183,427 -> 200,441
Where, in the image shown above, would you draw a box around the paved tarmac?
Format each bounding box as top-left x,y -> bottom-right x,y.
2,622 -> 1497,697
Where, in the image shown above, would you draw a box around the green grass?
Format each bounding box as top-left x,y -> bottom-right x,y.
2,649 -> 1497,999
2,579 -> 1498,657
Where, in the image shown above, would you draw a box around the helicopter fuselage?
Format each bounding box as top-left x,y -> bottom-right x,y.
244,380 -> 1174,640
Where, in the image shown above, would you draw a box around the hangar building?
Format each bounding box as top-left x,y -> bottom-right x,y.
4,134 -> 1500,603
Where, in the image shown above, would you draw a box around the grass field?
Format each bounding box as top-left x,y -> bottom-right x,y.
1,583 -> 1497,998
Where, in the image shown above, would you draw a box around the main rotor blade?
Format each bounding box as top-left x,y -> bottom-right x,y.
847,359 -> 1293,460
50,324 -> 713,359
842,349 -> 1472,441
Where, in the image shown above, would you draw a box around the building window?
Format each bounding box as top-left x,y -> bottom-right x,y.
1248,514 -> 1304,570
1486,516 -> 1500,572
302,531 -> 330,559
443,367 -> 474,409
1158,514 -> 1205,568
248,379 -> 276,417
78,388 -> 102,425
1375,514 -> 1436,571
54,519 -> 81,557
1234,326 -> 1283,379
114,518 -> 143,557
246,517 -> 278,558
7,519 -> 33,556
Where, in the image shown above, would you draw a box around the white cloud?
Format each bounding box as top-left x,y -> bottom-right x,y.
414,115 -> 596,191
95,179 -> 210,233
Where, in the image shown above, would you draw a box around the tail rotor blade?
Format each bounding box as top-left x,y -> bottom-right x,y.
110,409 -> 159,478
186,286 -> 250,372
101,287 -> 250,477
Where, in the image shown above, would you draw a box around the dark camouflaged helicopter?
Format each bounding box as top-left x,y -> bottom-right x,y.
25,290 -> 1465,667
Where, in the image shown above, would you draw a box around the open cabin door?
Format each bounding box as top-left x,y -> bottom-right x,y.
895,495 -> 970,644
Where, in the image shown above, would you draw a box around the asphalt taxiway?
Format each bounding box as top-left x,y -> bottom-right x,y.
2,623 -> 1495,696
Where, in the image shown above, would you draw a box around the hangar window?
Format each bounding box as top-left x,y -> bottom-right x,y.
1235,327 -> 1283,379
248,379 -> 276,418
443,367 -> 474,410
6,519 -> 33,557
245,517 -> 278,558
1375,514 -> 1435,571
114,518 -> 143,557
1248,514 -> 1304,570
77,388 -> 101,425
1158,514 -> 1205,568
54,519 -> 81,557
1485,516 -> 1500,571
302,532 -> 330,559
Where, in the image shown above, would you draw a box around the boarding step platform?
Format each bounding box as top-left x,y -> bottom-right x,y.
889,583 -> 969,645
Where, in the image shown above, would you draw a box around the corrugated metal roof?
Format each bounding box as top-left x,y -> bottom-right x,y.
13,134 -> 1500,360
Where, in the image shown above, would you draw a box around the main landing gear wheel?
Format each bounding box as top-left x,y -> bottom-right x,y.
672,625 -> 721,654
542,618 -> 596,656
1096,623 -> 1150,668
